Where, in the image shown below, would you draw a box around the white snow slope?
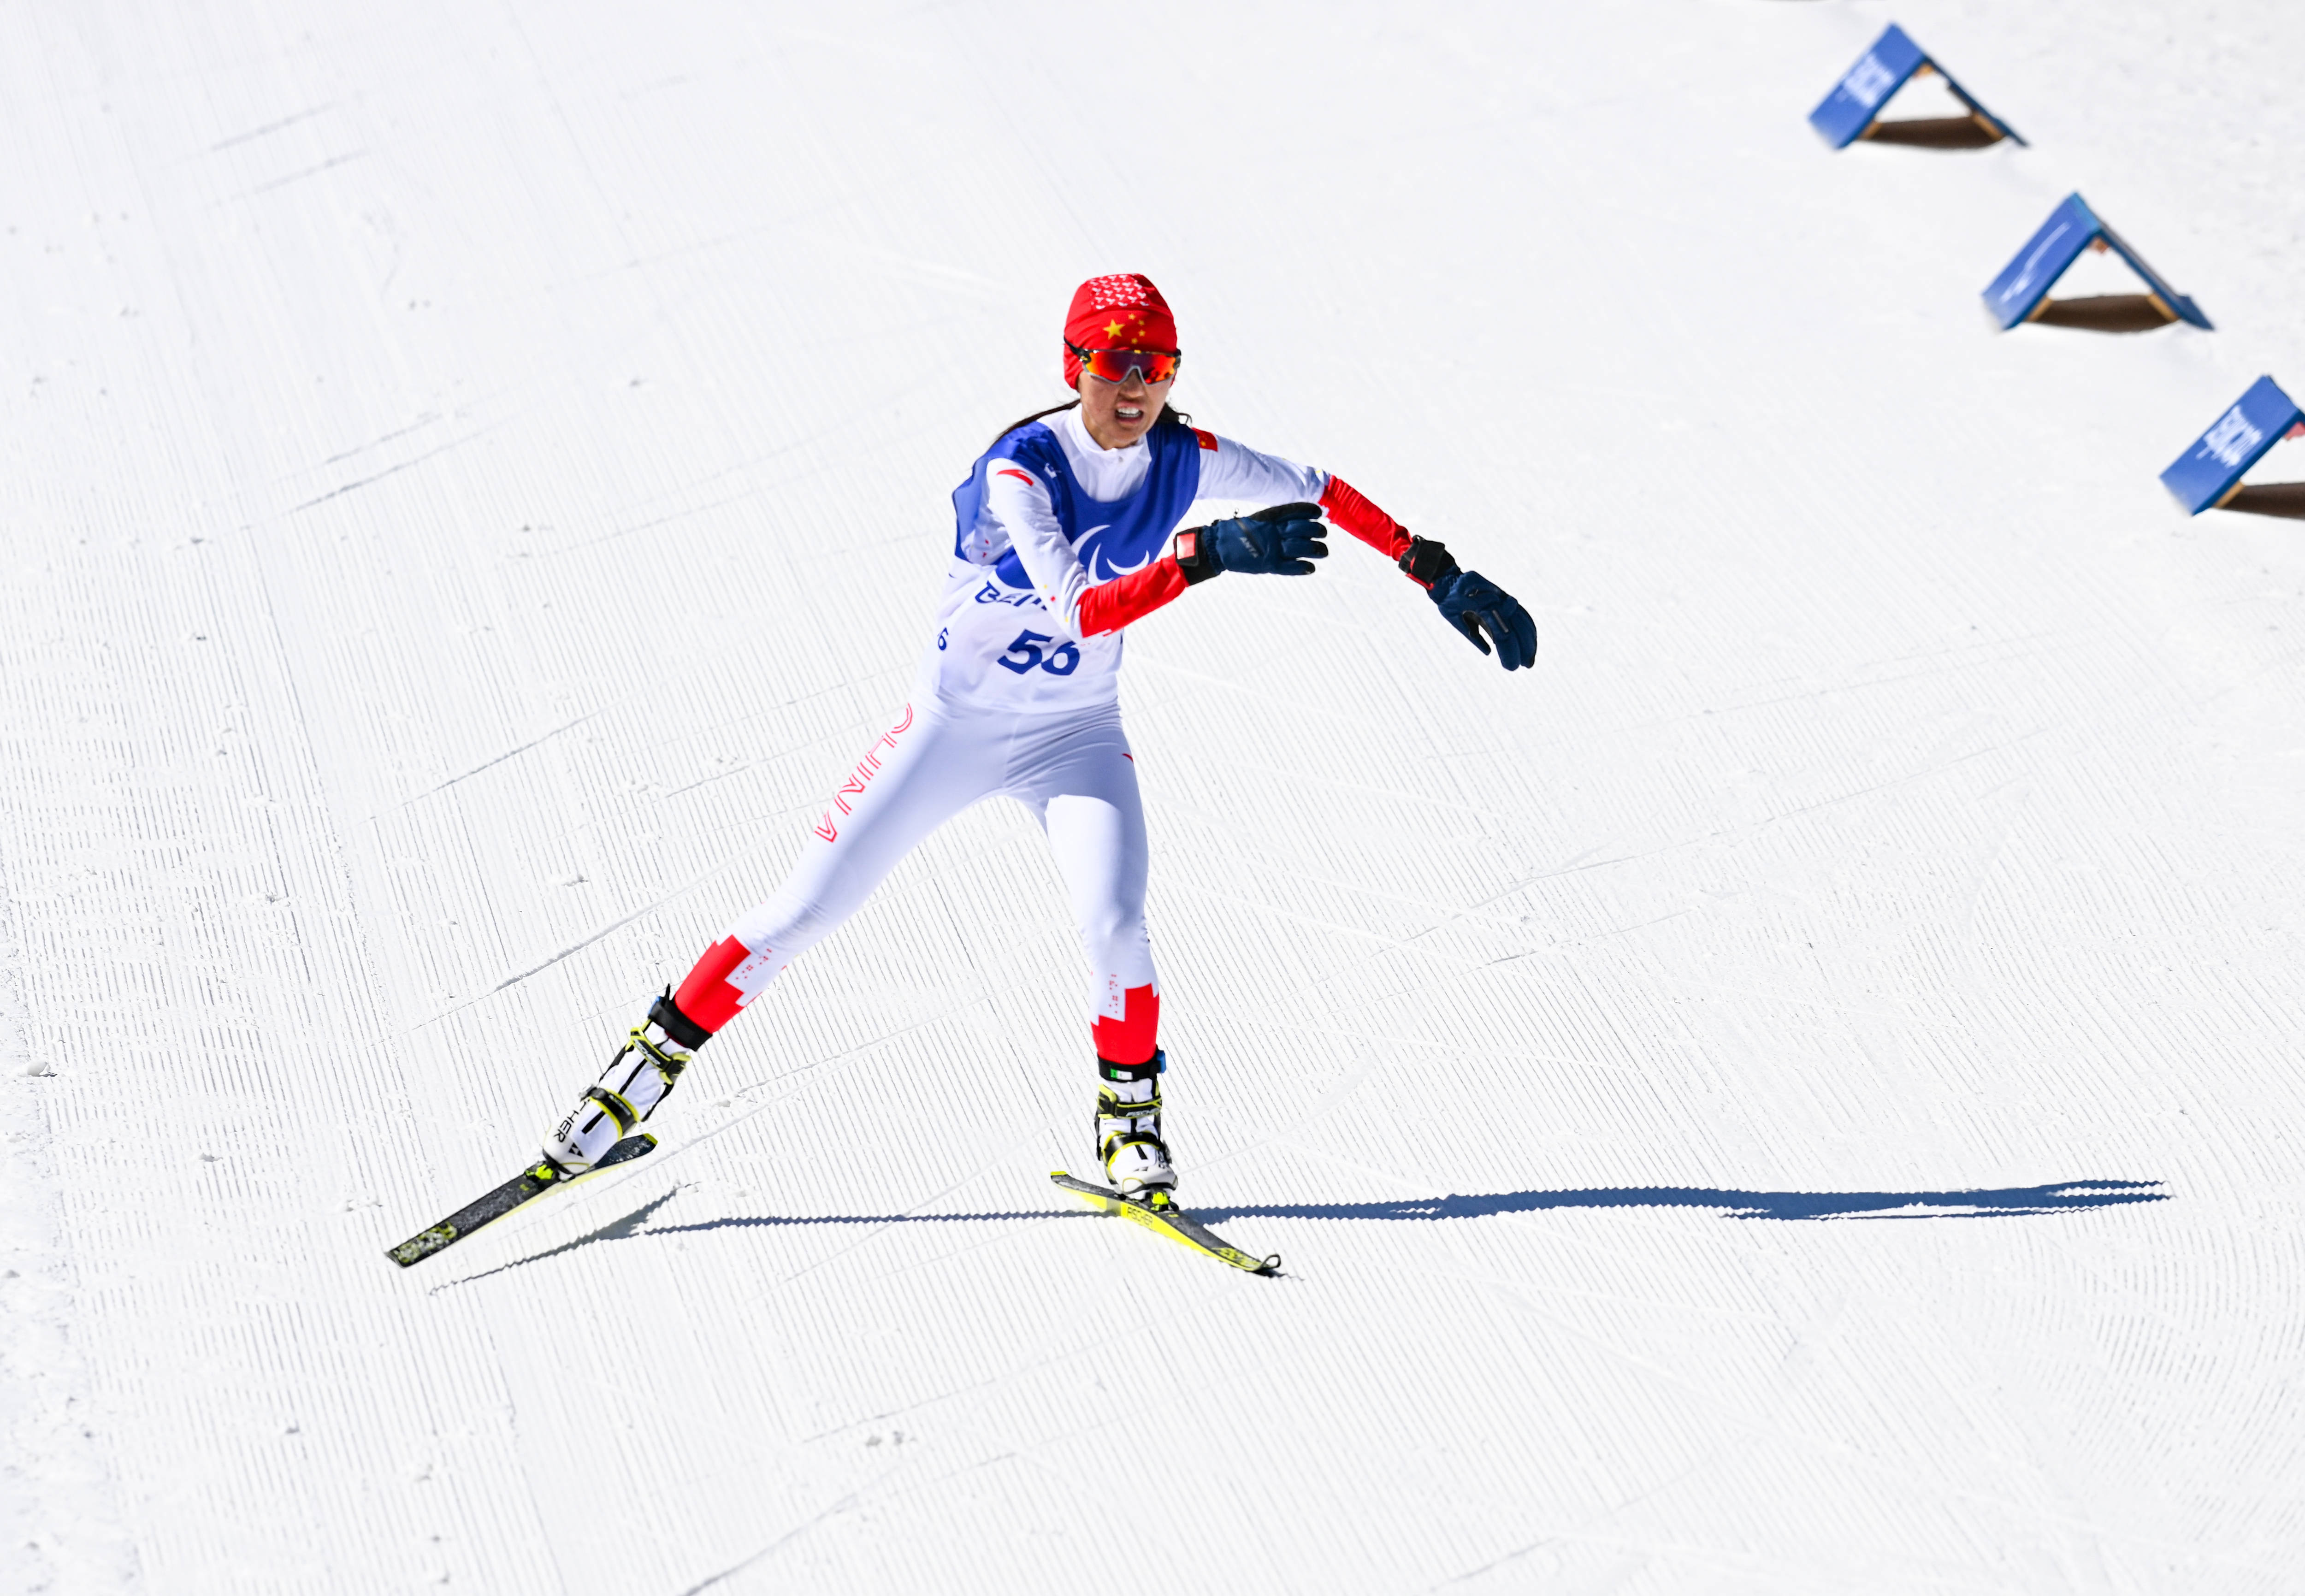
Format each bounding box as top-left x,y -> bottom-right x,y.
5,1 -> 2304,1591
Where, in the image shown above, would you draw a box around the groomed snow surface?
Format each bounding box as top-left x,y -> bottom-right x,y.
6,2 -> 2304,1591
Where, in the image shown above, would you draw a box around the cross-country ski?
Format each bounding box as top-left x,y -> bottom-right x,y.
1050,1171 -> 1281,1277
386,1135 -> 660,1268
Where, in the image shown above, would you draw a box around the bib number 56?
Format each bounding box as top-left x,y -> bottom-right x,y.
996,629 -> 1080,677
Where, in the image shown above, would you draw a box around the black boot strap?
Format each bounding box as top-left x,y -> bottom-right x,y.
585,1084 -> 638,1136
1097,1047 -> 1166,1084
1096,1086 -> 1162,1120
634,1031 -> 690,1078
650,989 -> 712,1052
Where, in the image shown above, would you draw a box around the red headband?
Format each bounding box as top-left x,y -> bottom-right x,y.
1063,273 -> 1179,388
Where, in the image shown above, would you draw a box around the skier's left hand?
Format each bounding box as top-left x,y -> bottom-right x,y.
1430,567 -> 1538,671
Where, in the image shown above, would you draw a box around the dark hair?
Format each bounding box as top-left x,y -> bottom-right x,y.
987,398 -> 1193,449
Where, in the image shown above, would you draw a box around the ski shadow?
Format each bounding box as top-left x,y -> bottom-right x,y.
1190,1178 -> 2167,1225
437,1186 -> 686,1289
628,1177 -> 2166,1238
450,1179 -> 2166,1282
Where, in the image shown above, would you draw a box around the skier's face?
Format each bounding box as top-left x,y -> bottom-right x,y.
1077,363 -> 1174,450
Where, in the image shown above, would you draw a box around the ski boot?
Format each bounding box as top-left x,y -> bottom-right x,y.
543,991 -> 704,1173
1095,1050 -> 1175,1196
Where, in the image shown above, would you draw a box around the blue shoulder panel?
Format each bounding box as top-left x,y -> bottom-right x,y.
956,416 -> 1204,593
1066,420 -> 1204,584
953,422 -> 1070,572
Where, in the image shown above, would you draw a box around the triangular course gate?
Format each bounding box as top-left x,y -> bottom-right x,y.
2161,377 -> 2305,518
1982,194 -> 2212,332
1810,24 -> 2025,150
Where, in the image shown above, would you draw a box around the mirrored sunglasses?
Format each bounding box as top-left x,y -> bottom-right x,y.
1070,343 -> 1181,385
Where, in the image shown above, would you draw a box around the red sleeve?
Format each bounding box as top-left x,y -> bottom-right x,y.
1076,555 -> 1191,637
1319,476 -> 1412,561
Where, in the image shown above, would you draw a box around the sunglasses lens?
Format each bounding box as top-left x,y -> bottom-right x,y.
1083,348 -> 1178,384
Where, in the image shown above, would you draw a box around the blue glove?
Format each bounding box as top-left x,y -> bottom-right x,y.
1174,502 -> 1329,581
1401,537 -> 1538,671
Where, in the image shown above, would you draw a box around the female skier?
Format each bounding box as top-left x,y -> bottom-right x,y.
540,273 -> 1536,1197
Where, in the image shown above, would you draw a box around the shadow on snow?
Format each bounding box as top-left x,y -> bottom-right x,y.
1190,1179 -> 2166,1224
443,1179 -> 2165,1285
653,1176 -> 2167,1232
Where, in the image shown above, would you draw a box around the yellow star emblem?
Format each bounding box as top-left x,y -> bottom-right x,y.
1105,319 -> 1124,340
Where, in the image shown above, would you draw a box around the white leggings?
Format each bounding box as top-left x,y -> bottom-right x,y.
671,697 -> 1162,1061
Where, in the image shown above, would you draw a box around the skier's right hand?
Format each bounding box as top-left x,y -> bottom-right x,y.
1197,502 -> 1330,576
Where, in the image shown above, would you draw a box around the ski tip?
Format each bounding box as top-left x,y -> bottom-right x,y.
385,1227 -> 455,1268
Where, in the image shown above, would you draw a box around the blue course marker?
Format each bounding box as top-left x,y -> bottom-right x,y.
2160,377 -> 2305,514
1809,24 -> 2025,150
1982,194 -> 2212,331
